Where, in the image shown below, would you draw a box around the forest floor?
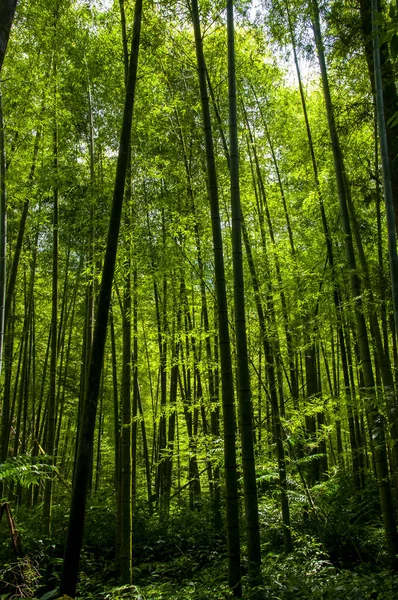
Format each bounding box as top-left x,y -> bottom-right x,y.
1,478 -> 398,599
71,554 -> 398,600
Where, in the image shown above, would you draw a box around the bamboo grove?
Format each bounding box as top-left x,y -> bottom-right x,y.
1,0 -> 398,596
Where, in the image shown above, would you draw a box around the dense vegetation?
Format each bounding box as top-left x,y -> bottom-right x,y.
1,0 -> 398,597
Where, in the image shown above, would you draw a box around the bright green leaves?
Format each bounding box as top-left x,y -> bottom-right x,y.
0,456 -> 55,490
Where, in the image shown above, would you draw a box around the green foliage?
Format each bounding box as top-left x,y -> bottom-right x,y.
103,586 -> 144,600
56,547 -> 398,600
375,0 -> 398,60
0,483 -> 395,600
255,549 -> 398,599
2,0 -> 398,598
303,474 -> 387,566
0,457 -> 55,491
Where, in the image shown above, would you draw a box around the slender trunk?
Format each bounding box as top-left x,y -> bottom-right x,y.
181,283 -> 203,509
154,210 -> 168,504
0,93 -> 6,376
110,306 -> 122,567
359,0 -> 398,237
0,0 -> 17,73
95,378 -> 104,491
190,0 -> 241,593
4,112 -> 42,329
120,101 -> 132,585
311,0 -> 398,561
374,129 -> 391,366
0,309 -> 13,462
118,1 -> 132,578
346,185 -> 398,484
242,214 -> 292,552
132,267 -> 138,504
0,91 -> 8,499
74,283 -> 92,487
43,69 -> 58,535
372,0 -> 398,336
137,381 -> 152,506
110,306 -> 120,489
35,328 -> 51,448
163,296 -> 179,517
285,0 -> 365,476
121,265 -> 132,583
153,273 -> 167,501
173,102 -> 220,525
227,1 -> 261,582
12,272 -> 29,468
55,274 -> 79,466
59,3 -> 143,594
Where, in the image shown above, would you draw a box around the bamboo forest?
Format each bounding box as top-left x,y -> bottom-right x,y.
3,0 -> 398,597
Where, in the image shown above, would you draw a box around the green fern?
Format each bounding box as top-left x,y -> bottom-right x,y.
0,455 -> 55,488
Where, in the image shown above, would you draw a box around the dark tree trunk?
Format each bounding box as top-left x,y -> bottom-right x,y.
59,1 -> 143,594
371,0 -> 398,336
0,93 -> 6,376
311,0 -> 398,562
241,214 -> 292,553
359,0 -> 398,238
43,70 -> 59,535
0,0 -> 17,73
227,1 -> 261,582
190,0 -> 241,593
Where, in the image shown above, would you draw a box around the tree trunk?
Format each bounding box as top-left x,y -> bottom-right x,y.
227,0 -> 261,582
132,267 -> 138,504
59,1 -> 143,594
311,0 -> 398,562
371,0 -> 398,337
0,0 -> 17,73
190,0 -> 241,593
359,0 -> 398,238
242,214 -> 292,553
120,264 -> 132,583
43,69 -> 58,536
0,92 -> 6,376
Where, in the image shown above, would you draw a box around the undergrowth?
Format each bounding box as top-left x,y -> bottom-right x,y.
0,471 -> 397,599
